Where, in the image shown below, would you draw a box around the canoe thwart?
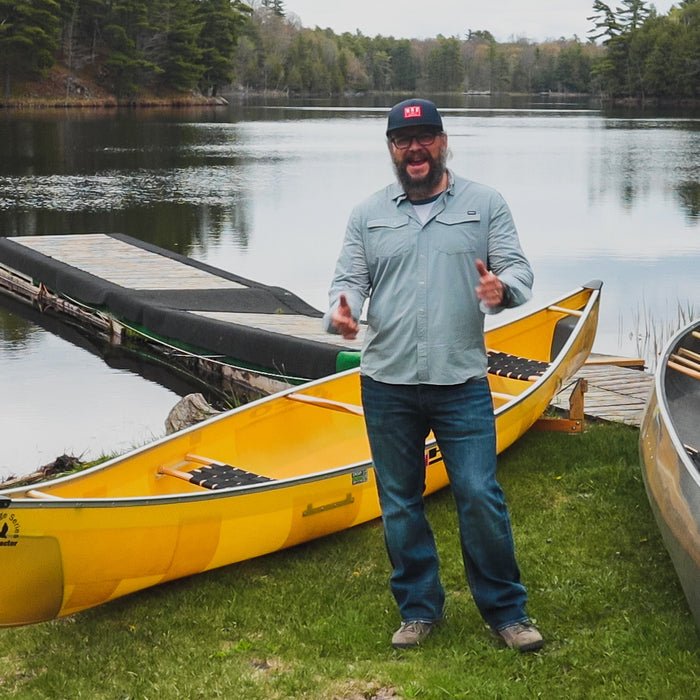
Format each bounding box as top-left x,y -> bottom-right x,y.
678,346 -> 700,364
547,304 -> 584,317
671,351 -> 700,372
25,490 -> 64,500
685,444 -> 700,469
159,464 -> 273,490
487,350 -> 550,382
285,393 -> 364,416
668,356 -> 700,381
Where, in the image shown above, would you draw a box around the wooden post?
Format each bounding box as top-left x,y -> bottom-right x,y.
532,377 -> 588,433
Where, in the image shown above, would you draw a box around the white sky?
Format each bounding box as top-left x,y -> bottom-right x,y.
283,1 -> 679,43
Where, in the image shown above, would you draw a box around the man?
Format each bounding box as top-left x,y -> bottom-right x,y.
324,99 -> 542,653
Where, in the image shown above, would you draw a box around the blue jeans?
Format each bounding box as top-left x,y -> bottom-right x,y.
360,375 -> 529,631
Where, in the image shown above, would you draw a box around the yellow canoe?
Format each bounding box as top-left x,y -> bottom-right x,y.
639,318 -> 700,630
0,281 -> 601,627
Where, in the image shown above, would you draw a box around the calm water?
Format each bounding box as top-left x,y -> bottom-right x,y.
1,95 -> 698,478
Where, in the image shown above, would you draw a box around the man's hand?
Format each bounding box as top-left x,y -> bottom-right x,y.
331,293 -> 359,339
475,259 -> 505,307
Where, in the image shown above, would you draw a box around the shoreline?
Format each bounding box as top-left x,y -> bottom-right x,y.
0,95 -> 230,110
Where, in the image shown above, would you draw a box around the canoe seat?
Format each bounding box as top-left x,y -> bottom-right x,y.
188,464 -> 273,490
487,351 -> 550,382
159,463 -> 273,490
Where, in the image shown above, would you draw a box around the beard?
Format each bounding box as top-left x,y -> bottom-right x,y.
392,144 -> 448,200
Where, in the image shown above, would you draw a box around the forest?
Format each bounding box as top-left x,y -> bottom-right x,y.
1,0 -> 698,102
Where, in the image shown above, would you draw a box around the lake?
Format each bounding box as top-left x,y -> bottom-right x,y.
1,94 -> 698,478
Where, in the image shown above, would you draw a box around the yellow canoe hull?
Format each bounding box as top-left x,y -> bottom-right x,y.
0,281 -> 601,626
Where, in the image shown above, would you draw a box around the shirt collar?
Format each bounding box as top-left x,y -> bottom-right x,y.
390,170 -> 455,206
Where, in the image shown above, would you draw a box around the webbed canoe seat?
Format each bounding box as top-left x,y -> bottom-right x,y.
159,455 -> 273,490
487,350 -> 550,382
185,464 -> 273,489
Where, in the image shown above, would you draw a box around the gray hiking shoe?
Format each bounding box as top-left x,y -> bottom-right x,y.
496,622 -> 543,652
391,620 -> 435,648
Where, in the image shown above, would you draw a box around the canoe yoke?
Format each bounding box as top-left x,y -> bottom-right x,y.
159,457 -> 273,490
487,350 -> 549,382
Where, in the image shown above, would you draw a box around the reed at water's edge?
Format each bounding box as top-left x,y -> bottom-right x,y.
621,301 -> 697,371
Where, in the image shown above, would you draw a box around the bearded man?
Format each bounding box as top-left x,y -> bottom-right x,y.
324,99 -> 542,653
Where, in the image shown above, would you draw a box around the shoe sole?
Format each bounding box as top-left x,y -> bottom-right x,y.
492,627 -> 544,653
514,639 -> 544,653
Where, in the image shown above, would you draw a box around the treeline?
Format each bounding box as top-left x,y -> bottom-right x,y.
0,0 -> 253,99
1,0 -> 698,101
238,0 -> 699,99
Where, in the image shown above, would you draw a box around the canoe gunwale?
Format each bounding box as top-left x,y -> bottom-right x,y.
492,280 -> 602,419
1,452 -> 377,509
0,282 -> 601,509
652,321 -> 700,488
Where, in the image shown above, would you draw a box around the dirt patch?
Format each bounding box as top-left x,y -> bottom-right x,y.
3,64 -> 224,109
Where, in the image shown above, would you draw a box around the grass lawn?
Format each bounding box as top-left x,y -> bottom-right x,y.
0,422 -> 698,698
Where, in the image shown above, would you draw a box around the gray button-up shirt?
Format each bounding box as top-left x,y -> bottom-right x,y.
325,171 -> 533,385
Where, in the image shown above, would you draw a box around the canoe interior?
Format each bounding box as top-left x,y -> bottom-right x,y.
640,319 -> 700,631
1,283 -> 600,503
665,326 -> 700,462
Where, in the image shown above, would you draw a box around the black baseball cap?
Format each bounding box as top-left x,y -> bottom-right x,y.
386,99 -> 443,135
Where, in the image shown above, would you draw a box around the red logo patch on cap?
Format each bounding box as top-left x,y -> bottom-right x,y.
404,105 -> 422,119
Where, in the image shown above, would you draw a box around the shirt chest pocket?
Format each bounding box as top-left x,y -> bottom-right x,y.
433,212 -> 481,254
366,217 -> 413,260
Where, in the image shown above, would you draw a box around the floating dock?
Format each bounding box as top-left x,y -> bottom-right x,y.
0,233 -> 652,425
0,233 -> 363,396
551,362 -> 652,427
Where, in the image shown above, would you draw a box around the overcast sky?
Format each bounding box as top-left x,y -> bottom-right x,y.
283,1 -> 678,43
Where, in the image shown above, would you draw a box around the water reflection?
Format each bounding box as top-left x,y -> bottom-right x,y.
0,97 -> 698,477
0,304 -> 182,479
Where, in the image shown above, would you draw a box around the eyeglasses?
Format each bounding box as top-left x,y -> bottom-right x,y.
390,131 -> 440,150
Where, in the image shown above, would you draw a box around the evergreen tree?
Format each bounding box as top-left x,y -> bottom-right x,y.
197,0 -> 252,95
260,0 -> 285,17
426,37 -> 465,91
556,42 -> 592,92
155,0 -> 205,92
617,0 -> 651,31
587,1 -> 623,43
389,39 -> 418,91
0,0 -> 61,97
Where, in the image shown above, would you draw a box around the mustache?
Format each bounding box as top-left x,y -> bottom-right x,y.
393,146 -> 447,197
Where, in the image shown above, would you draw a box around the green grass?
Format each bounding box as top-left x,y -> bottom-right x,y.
1,423 -> 698,699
